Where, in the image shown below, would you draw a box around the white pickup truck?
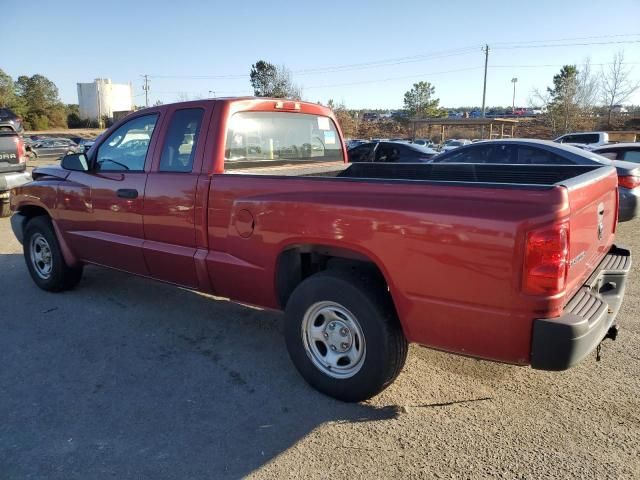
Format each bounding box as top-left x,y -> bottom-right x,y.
554,131 -> 640,148
554,132 -> 611,148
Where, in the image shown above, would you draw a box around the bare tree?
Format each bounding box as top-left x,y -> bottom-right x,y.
601,50 -> 640,124
530,87 -> 557,133
576,58 -> 599,113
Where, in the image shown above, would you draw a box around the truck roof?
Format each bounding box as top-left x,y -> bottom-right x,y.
133,97 -> 332,115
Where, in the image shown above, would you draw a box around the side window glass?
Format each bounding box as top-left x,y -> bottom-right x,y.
622,150 -> 640,163
518,147 -> 573,165
96,114 -> 158,172
159,108 -> 204,173
438,149 -> 474,163
349,145 -> 372,162
376,144 -> 391,162
485,145 -> 515,163
597,151 -> 617,160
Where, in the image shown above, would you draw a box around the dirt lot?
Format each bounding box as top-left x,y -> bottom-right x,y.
0,203 -> 639,478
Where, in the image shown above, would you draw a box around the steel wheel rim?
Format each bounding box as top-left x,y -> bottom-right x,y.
29,233 -> 53,279
301,301 -> 366,379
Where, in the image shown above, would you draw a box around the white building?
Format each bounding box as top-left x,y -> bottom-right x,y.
77,78 -> 133,121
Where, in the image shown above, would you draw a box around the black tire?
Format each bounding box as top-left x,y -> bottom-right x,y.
0,201 -> 10,218
284,269 -> 408,402
23,216 -> 83,292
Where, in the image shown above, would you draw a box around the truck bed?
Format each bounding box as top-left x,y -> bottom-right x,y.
231,160 -> 603,188
336,163 -> 601,187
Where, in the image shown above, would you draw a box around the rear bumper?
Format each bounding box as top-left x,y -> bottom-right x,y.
618,187 -> 639,222
531,245 -> 631,371
0,171 -> 31,193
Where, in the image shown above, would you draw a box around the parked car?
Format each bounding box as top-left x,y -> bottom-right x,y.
31,138 -> 82,158
9,98 -> 631,402
592,143 -> 640,163
412,138 -> 435,148
0,131 -> 31,216
0,108 -> 24,133
554,132 -> 611,148
77,138 -> 97,153
441,139 -> 471,152
347,141 -> 438,163
431,139 -> 640,222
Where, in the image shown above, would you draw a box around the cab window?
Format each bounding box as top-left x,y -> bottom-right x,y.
159,108 -> 204,173
225,111 -> 344,168
96,114 -> 158,172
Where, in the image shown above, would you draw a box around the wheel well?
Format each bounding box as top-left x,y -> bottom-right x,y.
17,205 -> 50,236
18,205 -> 49,221
276,245 -> 389,309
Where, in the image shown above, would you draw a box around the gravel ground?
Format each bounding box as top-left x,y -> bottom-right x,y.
0,211 -> 638,479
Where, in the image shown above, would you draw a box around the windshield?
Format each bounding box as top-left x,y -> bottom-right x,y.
225,111 -> 344,167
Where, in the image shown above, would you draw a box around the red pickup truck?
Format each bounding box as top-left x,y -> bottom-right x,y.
10,98 -> 631,401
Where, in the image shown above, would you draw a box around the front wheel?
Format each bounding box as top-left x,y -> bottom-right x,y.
23,216 -> 83,292
284,270 -> 408,402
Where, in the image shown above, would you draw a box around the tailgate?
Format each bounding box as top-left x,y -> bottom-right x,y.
0,135 -> 22,173
564,166 -> 618,301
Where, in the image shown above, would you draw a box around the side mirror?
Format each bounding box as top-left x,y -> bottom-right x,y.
61,153 -> 89,172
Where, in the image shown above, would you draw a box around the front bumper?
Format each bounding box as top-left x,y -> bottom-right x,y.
0,171 -> 31,193
531,245 -> 632,370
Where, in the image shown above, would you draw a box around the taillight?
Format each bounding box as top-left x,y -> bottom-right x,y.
618,175 -> 640,189
14,136 -> 26,164
523,222 -> 569,295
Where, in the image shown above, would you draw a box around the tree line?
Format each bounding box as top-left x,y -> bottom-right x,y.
1,52 -> 637,133
0,69 -> 70,130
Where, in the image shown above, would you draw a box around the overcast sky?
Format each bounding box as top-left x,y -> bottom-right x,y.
5,0 -> 640,109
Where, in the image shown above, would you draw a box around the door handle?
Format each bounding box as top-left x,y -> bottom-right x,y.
117,188 -> 138,199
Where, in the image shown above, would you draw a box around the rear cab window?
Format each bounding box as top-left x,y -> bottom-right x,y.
224,111 -> 344,172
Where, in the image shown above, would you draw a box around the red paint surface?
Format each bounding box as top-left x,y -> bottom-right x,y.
10,98 -> 618,366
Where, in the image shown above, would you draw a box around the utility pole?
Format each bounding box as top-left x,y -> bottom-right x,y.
142,75 -> 150,107
481,44 -> 489,118
511,77 -> 518,114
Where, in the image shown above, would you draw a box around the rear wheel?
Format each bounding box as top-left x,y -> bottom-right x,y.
284,270 -> 408,402
23,216 -> 83,292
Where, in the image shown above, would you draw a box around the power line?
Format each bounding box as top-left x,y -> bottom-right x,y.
489,62 -> 640,68
491,32 -> 640,46
304,66 -> 483,89
493,39 -> 640,50
147,47 -> 481,80
143,38 -> 640,83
